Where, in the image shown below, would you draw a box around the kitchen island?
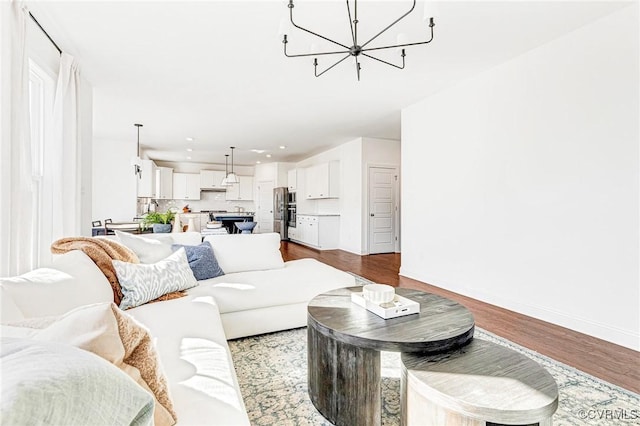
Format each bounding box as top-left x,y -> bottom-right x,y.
210,213 -> 255,234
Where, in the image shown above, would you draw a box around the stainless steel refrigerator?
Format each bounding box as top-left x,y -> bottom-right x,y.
273,187 -> 288,240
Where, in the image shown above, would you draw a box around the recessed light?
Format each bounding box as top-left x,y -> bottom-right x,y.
251,149 -> 266,154
279,145 -> 286,149
256,161 -> 261,164
186,137 -> 194,142
186,156 -> 192,160
186,148 -> 193,152
266,154 -> 272,158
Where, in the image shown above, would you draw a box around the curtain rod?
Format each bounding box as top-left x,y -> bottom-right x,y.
29,12 -> 62,55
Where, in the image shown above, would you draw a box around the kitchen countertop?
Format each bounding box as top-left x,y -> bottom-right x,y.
297,213 -> 340,216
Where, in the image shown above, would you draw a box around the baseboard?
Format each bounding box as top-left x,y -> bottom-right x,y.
399,267 -> 640,351
339,246 -> 366,256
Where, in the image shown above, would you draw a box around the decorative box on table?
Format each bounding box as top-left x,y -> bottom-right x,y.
351,291 -> 420,319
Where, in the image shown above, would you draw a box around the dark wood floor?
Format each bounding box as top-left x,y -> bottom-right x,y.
280,241 -> 640,394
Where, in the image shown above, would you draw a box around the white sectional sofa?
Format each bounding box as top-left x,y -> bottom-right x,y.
0,232 -> 356,425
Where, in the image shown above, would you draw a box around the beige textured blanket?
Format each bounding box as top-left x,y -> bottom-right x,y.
51,237 -> 139,306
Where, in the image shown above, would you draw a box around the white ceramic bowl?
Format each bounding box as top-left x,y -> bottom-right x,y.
362,284 -> 395,304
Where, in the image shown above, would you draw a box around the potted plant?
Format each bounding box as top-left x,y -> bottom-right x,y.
143,210 -> 175,233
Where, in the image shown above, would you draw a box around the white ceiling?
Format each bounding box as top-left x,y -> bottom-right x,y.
28,1 -> 628,166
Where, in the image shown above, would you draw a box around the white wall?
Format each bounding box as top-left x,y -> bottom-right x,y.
293,138 -> 401,254
401,5 -> 639,350
78,78 -> 93,236
155,160 -> 256,213
156,160 -> 254,176
362,137 -> 401,254
255,161 -> 294,188
339,139 -> 364,254
92,138 -> 137,222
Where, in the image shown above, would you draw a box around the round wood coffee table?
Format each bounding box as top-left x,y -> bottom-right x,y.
307,286 -> 475,426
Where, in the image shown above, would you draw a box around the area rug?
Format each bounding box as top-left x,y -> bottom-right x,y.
228,280 -> 639,425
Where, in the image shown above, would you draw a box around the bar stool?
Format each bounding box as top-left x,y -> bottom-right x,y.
234,221 -> 257,234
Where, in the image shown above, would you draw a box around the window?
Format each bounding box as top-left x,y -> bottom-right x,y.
27,59 -> 54,267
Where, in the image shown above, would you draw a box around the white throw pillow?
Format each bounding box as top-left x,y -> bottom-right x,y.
0,251 -> 112,320
203,232 -> 284,273
115,230 -> 174,264
113,248 -> 198,310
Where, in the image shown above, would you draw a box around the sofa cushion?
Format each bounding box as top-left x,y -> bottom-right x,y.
165,232 -> 202,246
171,241 -> 224,281
0,251 -> 112,320
0,288 -> 25,323
203,233 -> 284,274
114,248 -> 198,310
115,231 -> 174,264
190,258 -> 356,314
127,295 -> 250,425
1,337 -> 155,426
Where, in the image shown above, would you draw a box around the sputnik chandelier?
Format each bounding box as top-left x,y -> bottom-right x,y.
282,0 -> 435,81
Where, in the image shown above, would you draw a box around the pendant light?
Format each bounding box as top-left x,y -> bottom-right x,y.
131,123 -> 143,179
220,154 -> 230,186
225,146 -> 240,184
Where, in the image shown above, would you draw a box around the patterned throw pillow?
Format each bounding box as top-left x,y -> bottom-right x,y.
113,248 -> 198,310
171,241 -> 225,281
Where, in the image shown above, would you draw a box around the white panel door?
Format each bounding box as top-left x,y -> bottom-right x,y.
368,167 -> 396,254
256,180 -> 274,234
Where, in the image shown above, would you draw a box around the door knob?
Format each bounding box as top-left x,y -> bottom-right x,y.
370,213 -> 374,217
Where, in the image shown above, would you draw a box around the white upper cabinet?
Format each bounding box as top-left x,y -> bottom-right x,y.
288,169 -> 297,192
172,173 -> 201,200
225,176 -> 254,201
304,161 -> 339,199
137,160 -> 157,198
200,170 -> 227,190
155,167 -> 173,200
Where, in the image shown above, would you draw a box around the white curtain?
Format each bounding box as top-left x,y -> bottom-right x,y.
0,1 -> 35,276
50,53 -> 81,242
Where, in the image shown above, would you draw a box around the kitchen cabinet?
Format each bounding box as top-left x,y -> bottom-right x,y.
137,160 -> 157,198
155,167 -> 173,200
172,173 -> 201,200
291,215 -> 339,249
287,169 -> 297,192
287,226 -> 298,241
304,161 -> 339,199
225,176 -> 254,201
200,170 -> 227,190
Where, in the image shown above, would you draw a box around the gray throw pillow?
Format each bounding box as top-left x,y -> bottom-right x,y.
1,337 -> 155,426
171,241 -> 225,281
